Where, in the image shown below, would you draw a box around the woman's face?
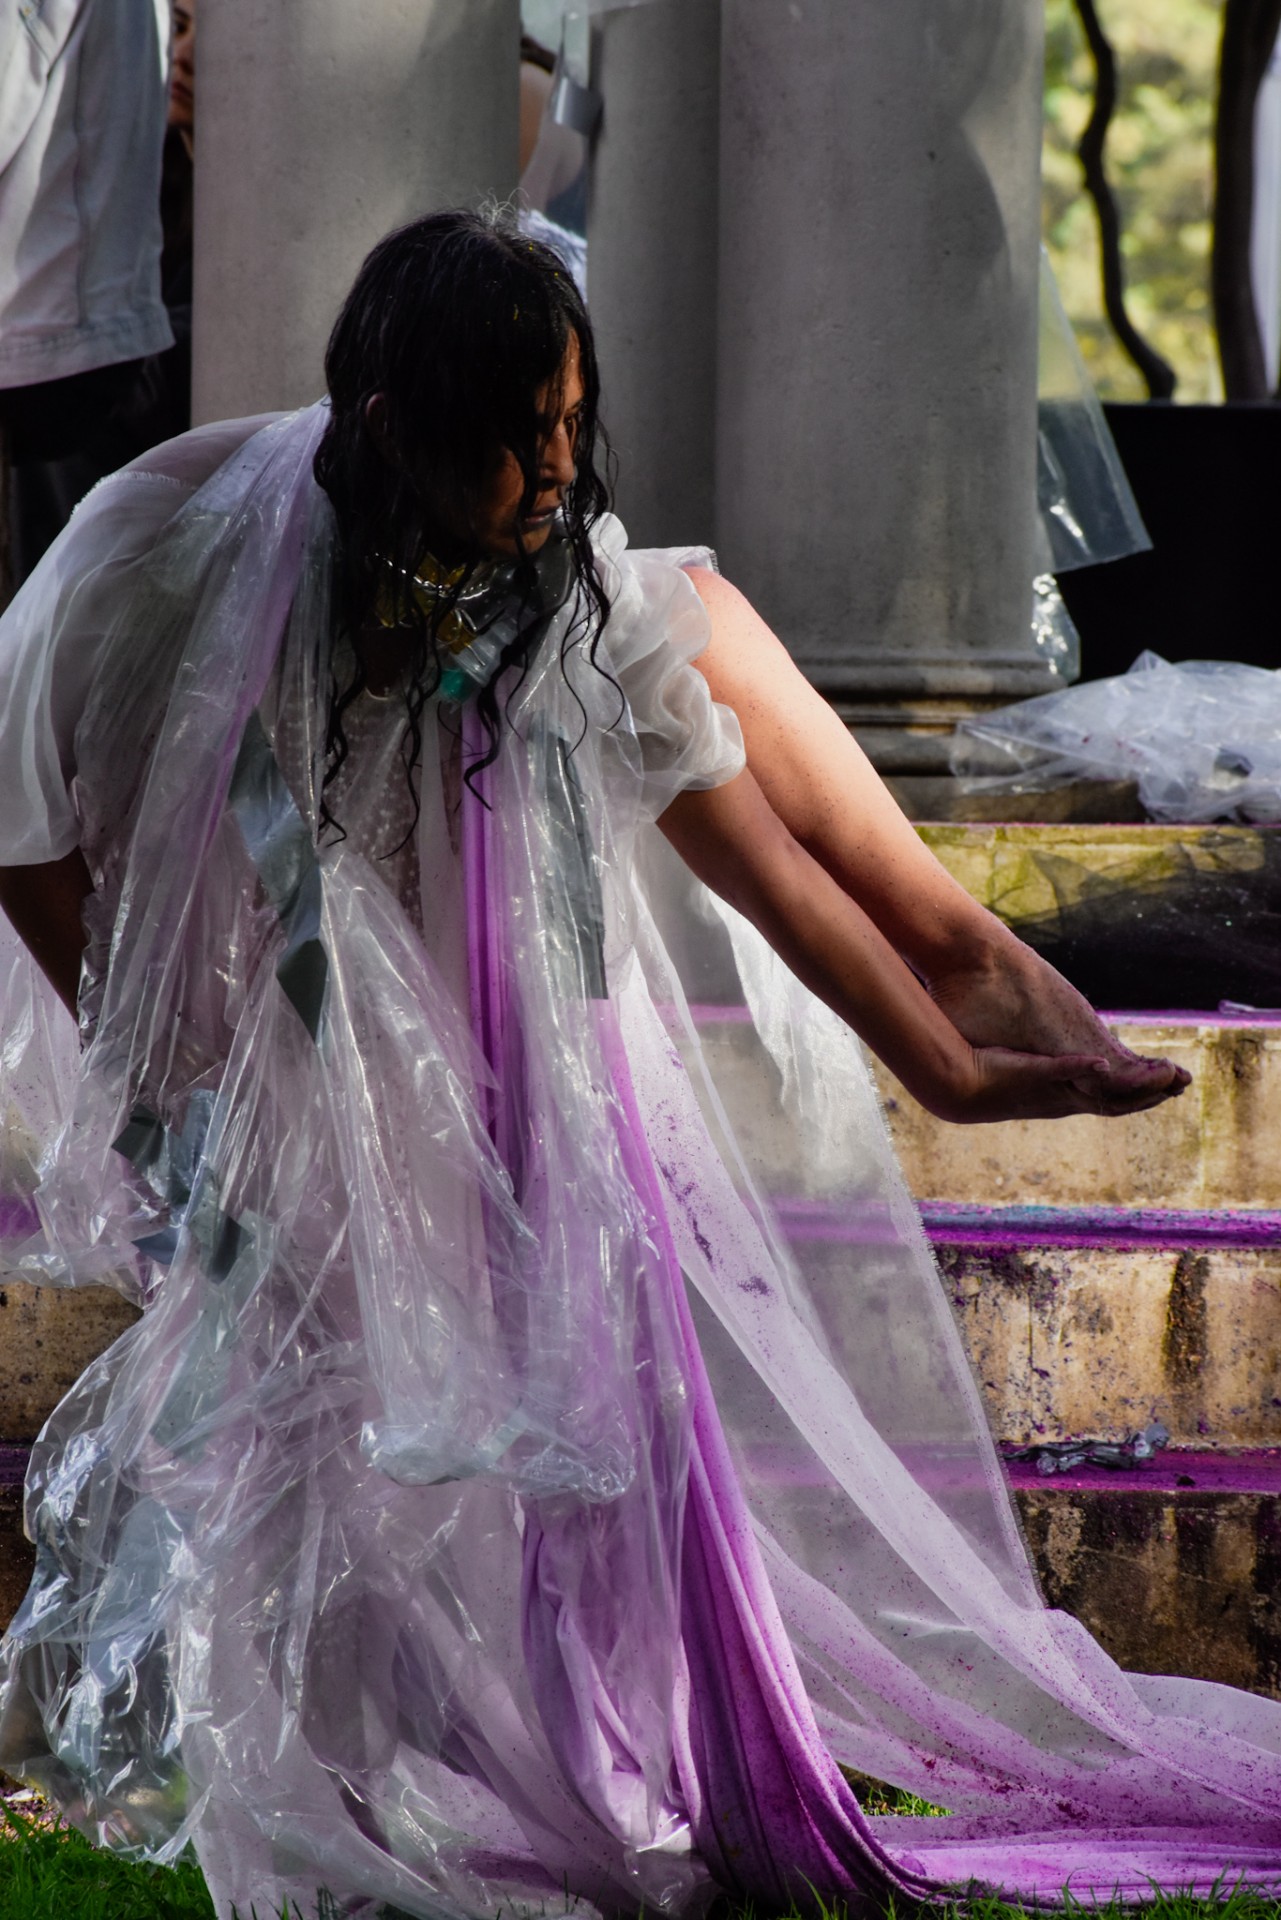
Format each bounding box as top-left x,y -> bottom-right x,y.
474,333 -> 585,559
169,1 -> 195,130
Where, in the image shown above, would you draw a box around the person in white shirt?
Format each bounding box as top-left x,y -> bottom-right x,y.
0,0 -> 172,581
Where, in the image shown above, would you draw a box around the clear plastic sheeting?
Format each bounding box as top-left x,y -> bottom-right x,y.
953,651 -> 1281,823
6,413 -> 1281,1920
1029,571 -> 1081,685
1036,249 -> 1151,576
0,915 -> 78,1257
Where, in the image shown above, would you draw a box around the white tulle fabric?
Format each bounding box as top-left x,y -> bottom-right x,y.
3,407 -> 1281,1920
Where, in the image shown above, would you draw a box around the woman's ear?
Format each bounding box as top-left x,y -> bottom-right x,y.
364,392 -> 395,466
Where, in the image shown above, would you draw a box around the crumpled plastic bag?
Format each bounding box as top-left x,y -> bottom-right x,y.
952,651 -> 1281,824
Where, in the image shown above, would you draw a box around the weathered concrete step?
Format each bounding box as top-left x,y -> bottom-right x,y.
1010,1452 -> 1281,1700
934,1207 -> 1281,1451
880,773 -> 1145,824
11,1207 -> 1276,1456
0,1275 -> 139,1441
768,1199 -> 1281,1450
916,820 -> 1281,1011
880,1012 -> 1281,1211
0,1445 -> 32,1635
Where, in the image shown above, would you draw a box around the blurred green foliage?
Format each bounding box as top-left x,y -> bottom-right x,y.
1043,0 -> 1224,400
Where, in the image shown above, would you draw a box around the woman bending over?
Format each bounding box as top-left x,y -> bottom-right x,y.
2,216 -> 1255,1920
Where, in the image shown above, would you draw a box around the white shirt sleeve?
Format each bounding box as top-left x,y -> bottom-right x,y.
592,517 -> 747,821
0,0 -> 173,384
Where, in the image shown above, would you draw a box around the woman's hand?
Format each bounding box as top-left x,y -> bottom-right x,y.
923,932 -> 1191,1114
661,772 -> 1126,1128
928,1039 -> 1187,1127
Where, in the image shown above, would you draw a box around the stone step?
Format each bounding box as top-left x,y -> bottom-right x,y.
0,1445 -> 31,1635
6,1023 -> 1270,1462
769,1195 -> 1281,1449
876,1013 -> 1281,1211
881,1013 -> 1281,1211
0,1273 -> 139,1442
9,1208 -> 1274,1454
7,1200 -> 1271,1438
1010,1451 -> 1281,1700
880,774 -> 1145,824
682,1011 -> 1281,1455
915,821 -> 1281,1011
925,1205 -> 1281,1449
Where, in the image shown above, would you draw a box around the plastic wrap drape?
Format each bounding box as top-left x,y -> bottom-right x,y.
5,409 -> 1281,1920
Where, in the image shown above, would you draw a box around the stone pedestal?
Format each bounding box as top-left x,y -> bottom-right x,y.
587,0 -> 721,548
193,0 -> 521,422
584,2 -> 1054,811
716,2 -> 1048,711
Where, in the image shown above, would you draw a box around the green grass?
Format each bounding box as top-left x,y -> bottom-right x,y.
844,1775 -> 950,1818
7,1790 -> 1281,1920
0,1798 -> 215,1920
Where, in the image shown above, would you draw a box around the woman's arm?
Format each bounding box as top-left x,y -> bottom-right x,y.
686,568 -> 1188,1102
0,849 -> 92,1017
658,771 -> 1177,1125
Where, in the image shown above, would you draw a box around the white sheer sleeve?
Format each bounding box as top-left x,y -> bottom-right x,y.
592,516 -> 746,820
0,417 -> 277,866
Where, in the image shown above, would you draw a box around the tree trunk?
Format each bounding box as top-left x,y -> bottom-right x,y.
1072,0 -> 1177,398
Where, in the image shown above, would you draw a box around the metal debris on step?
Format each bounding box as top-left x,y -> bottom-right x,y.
1010,1421 -> 1171,1476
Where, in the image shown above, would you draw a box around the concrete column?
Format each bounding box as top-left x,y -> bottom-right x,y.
716,1 -> 1048,718
193,0 -> 521,423
586,0 -> 721,547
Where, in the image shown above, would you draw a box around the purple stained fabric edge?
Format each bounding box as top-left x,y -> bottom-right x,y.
598,1011 -> 938,1910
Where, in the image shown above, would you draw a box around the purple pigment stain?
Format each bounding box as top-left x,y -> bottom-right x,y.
772,1197 -> 1281,1252
917,1202 -> 1281,1251
0,1197 -> 40,1239
1002,1448 -> 1281,1496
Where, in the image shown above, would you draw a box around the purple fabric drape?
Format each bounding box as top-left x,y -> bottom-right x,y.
463,708 -> 933,1911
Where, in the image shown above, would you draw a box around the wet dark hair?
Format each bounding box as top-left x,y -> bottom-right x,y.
313,206 -> 613,833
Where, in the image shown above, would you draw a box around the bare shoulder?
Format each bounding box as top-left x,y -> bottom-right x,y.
680,566 -> 804,705
682,564 -> 744,613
